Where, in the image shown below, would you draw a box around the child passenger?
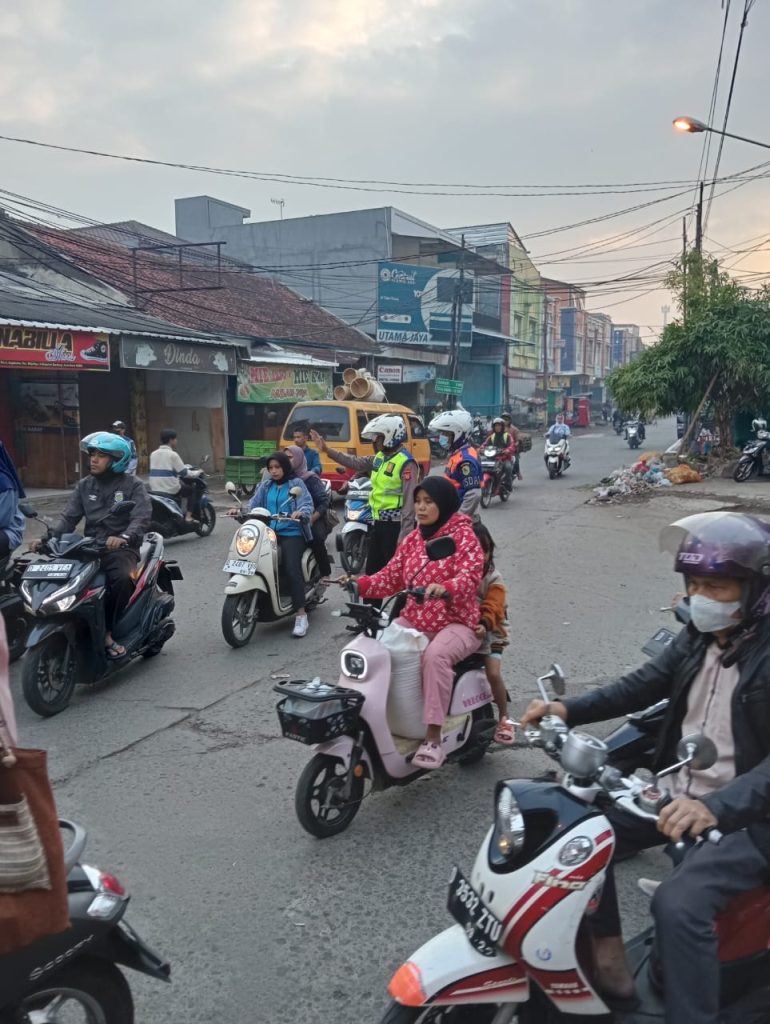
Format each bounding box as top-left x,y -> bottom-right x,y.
473,523 -> 516,745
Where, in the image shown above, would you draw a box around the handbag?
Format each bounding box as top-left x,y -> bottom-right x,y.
0,714 -> 70,955
324,507 -> 340,530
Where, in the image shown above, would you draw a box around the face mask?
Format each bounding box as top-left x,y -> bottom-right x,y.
688,594 -> 742,633
438,435 -> 450,449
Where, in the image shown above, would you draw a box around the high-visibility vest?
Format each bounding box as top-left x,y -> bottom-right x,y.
369,448 -> 414,519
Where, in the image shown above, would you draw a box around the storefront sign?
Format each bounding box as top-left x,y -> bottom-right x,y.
120,337 -> 236,375
236,364 -> 332,403
377,262 -> 473,346
377,365 -> 402,384
0,326 -> 110,371
402,364 -> 436,383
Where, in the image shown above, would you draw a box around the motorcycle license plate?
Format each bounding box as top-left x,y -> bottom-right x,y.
222,559 -> 257,575
23,562 -> 73,581
447,865 -> 503,958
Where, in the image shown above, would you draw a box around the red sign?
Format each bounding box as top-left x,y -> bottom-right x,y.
0,325 -> 111,371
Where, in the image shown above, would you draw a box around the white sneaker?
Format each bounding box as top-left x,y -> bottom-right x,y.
292,615 -> 309,638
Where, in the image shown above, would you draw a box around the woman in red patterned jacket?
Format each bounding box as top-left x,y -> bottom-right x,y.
355,476 -> 484,769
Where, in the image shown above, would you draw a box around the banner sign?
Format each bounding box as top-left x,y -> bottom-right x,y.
236,364 -> 332,403
435,377 -> 464,396
0,326 -> 110,371
403,364 -> 436,383
376,262 -> 474,346
377,365 -> 402,383
120,337 -> 236,374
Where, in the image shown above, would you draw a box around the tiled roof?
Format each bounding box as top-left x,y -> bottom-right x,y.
26,224 -> 377,357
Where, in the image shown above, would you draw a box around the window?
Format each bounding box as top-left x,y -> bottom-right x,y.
437,276 -> 474,305
285,404 -> 350,441
513,314 -> 524,339
475,277 -> 501,318
408,415 -> 426,439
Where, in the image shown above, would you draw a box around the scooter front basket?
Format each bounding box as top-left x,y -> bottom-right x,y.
274,680 -> 364,745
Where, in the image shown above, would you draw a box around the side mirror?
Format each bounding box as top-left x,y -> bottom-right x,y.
19,503 -> 38,519
201,454 -> 211,466
289,486 -> 303,498
425,536 -> 456,561
676,734 -> 717,771
543,663 -> 566,697
225,481 -> 237,493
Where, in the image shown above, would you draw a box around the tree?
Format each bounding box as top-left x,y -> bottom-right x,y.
607,253 -> 770,448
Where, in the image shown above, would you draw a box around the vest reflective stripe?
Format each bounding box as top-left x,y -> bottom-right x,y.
369,449 -> 413,518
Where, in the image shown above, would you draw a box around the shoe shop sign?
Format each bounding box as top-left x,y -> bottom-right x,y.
0,325 -> 111,371
120,336 -> 236,375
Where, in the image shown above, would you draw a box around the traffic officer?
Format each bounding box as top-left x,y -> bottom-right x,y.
428,408 -> 483,519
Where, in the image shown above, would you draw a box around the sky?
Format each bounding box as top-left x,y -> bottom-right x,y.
1,0 -> 769,344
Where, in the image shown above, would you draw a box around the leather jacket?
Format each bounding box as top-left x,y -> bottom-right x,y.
54,471 -> 151,550
563,619 -> 770,859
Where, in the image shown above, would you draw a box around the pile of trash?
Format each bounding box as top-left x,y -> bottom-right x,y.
592,453 -> 702,503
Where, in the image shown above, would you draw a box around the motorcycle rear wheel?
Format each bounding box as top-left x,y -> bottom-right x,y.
196,504 -> 216,537
295,753 -> 364,838
734,459 -> 758,483
379,1001 -> 503,1022
22,634 -> 76,717
341,531 -> 368,575
20,958 -> 134,1024
480,481 -> 494,509
456,704 -> 496,766
221,593 -> 258,648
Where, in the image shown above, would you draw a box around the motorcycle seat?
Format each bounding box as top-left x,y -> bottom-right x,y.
454,653 -> 485,678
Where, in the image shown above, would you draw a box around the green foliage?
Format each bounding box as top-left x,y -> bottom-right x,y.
607,253 -> 770,447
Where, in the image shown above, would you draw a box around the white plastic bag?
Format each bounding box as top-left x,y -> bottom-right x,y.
379,620 -> 428,739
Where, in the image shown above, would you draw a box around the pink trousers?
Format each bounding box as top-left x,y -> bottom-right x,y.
395,618 -> 480,727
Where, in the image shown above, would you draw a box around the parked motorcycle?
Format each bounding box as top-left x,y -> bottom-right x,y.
220,482 -> 324,648
148,456 -> 216,538
274,535 -> 496,838
337,476 -> 373,574
0,819 -> 169,1022
734,420 -> 770,482
19,507 -> 182,716
543,437 -> 570,479
380,666 -> 770,1024
0,503 -> 37,662
480,447 -> 512,507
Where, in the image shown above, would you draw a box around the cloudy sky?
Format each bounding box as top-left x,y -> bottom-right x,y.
2,0 -> 769,341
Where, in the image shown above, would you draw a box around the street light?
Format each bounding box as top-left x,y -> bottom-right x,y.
673,115 -> 770,151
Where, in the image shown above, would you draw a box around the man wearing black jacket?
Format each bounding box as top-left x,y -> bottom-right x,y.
521,512 -> 770,1024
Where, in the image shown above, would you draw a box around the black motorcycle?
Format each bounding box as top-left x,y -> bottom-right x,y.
734,427 -> 770,482
0,503 -> 39,662
19,508 -> 182,716
148,458 -> 216,539
0,819 -> 169,1023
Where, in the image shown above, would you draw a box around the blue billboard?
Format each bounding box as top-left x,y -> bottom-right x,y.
376,262 -> 473,346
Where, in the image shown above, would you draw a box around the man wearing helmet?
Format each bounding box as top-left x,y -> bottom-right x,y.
110,420 -> 138,475
485,416 -> 516,491
521,512 -> 770,1024
428,408 -> 483,519
310,414 -> 416,574
31,433 -> 151,659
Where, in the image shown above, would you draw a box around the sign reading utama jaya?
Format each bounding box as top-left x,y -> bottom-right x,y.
376,262 -> 474,346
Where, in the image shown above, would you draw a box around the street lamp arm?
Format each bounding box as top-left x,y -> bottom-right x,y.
673,116 -> 770,152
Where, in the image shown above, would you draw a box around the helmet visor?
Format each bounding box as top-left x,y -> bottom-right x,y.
661,512 -> 770,578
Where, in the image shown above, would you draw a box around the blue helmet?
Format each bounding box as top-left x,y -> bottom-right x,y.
80,432 -> 133,474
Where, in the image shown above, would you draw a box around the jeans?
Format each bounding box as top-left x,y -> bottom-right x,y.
310,521 -> 332,576
278,533 -> 308,611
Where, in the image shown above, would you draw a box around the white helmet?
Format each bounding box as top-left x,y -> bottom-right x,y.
361,413 -> 407,451
428,408 -> 473,443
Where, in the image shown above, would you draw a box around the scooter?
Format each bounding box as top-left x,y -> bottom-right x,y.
480,448 -> 512,508
220,482 -> 324,648
337,476 -> 373,574
0,819 -> 169,1022
380,667 -> 770,1024
148,456 -> 216,538
734,419 -> 770,482
273,535 -> 496,838
544,437 -> 570,479
19,505 -> 182,716
626,421 -> 642,449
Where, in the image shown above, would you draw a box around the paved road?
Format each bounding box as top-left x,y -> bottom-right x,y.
10,420 -> 729,1023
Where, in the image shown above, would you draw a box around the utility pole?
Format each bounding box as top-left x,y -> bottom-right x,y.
682,217 -> 688,323
695,180 -> 704,254
541,292 -> 549,400
447,235 -> 466,409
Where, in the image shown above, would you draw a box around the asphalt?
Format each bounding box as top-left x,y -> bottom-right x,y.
8,419 -> 752,1023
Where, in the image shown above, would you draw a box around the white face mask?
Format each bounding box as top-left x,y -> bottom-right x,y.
688,594 -> 742,633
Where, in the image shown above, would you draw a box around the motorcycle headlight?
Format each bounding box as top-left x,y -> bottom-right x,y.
494,785 -> 525,857
235,525 -> 259,556
52,594 -> 78,613
347,510 -> 361,521
341,651 -> 367,679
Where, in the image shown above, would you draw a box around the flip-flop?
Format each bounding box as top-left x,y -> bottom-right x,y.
494,718 -> 517,746
412,741 -> 446,770
105,640 -> 127,659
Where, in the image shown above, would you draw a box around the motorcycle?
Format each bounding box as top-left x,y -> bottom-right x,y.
337,476 -> 373,574
614,419 -> 625,436
0,819 -> 169,1022
625,420 -> 645,450
19,505 -> 182,716
543,437 -> 570,480
220,482 -> 324,648
480,448 -> 512,508
734,421 -> 770,482
380,666 -> 770,1024
148,456 -> 216,538
0,503 -> 37,663
273,535 -> 496,838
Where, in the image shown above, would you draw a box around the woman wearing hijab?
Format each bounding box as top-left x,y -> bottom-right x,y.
353,476 -> 484,769
247,452 -> 315,638
0,441 -> 25,561
284,445 -> 333,580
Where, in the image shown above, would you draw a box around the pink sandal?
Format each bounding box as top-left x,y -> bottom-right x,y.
413,741 -> 446,770
494,717 -> 517,746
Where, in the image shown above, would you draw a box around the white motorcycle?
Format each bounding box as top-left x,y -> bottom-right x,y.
220,482 -> 324,647
337,476 -> 373,575
543,436 -> 570,479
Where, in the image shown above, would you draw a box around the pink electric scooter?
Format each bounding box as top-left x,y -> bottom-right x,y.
274,535 -> 496,838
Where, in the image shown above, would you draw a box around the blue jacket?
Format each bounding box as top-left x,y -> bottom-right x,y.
445,442 -> 483,496
248,477 -> 313,539
303,447 -> 322,476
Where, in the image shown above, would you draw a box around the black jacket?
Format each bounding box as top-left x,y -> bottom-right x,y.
563,620 -> 770,859
54,472 -> 151,550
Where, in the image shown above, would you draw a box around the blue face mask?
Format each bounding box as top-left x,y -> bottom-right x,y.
438,435 -> 450,450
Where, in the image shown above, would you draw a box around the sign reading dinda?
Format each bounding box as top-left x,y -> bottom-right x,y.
120,337 -> 236,375
0,326 -> 111,371
237,364 -> 332,403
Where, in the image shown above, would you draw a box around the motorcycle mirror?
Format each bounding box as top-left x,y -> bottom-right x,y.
201,454 -> 211,465
676,733 -> 717,771
225,481 -> 237,493
289,486 -> 303,498
19,502 -> 38,519
425,536 -> 456,561
545,663 -> 566,696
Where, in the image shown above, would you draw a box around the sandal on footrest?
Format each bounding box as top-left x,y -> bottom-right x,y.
412,741 -> 445,770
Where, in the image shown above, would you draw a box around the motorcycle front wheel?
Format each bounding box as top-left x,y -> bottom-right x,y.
22,633 -> 77,716
4,607 -> 29,663
196,503 -> 217,537
379,1001 -> 504,1023
734,459 -> 758,483
295,753 -> 364,838
480,480 -> 494,509
341,531 -> 368,575
548,466 -> 558,479
221,593 -> 259,648
20,958 -> 134,1024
